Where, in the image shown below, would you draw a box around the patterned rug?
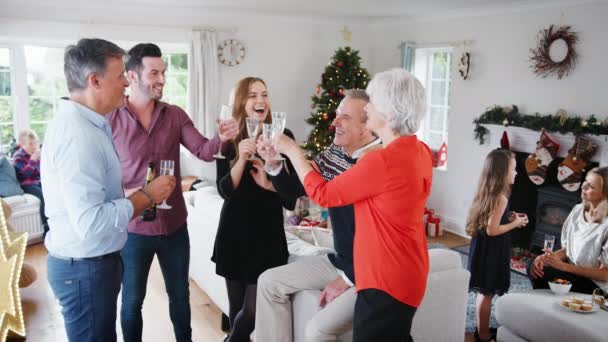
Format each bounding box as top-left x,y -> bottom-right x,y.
430,243 -> 533,333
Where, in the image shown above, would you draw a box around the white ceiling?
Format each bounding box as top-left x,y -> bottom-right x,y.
2,0 -> 605,19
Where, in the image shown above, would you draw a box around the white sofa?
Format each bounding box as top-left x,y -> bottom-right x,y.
293,248 -> 471,342
184,184 -> 471,341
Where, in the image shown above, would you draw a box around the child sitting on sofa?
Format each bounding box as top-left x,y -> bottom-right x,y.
12,129 -> 48,238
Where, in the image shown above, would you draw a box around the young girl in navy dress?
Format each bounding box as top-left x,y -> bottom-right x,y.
466,149 -> 529,342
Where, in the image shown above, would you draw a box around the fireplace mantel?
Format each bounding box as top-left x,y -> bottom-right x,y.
481,124 -> 608,165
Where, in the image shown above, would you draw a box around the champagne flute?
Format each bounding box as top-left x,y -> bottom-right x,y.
544,234 -> 555,253
213,105 -> 232,159
262,123 -> 275,159
246,117 -> 261,160
157,160 -> 174,210
272,111 -> 287,133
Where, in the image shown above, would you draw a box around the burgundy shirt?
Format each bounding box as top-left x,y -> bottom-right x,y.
109,100 -> 221,236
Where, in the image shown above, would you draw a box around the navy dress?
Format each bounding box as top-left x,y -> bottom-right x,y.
468,205 -> 512,296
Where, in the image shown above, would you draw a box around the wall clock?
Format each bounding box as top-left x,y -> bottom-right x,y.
218,39 -> 246,66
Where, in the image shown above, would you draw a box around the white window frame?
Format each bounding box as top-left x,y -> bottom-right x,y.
414,46 -> 452,170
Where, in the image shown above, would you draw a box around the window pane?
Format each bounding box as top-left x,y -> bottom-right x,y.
29,97 -> 54,122
428,132 -> 444,151
172,97 -> 187,110
431,80 -> 447,106
25,46 -> 68,112
171,54 -> 187,72
30,123 -> 47,142
0,48 -> 13,146
432,52 -> 449,78
0,68 -> 10,96
1,124 -> 14,146
429,107 -> 446,131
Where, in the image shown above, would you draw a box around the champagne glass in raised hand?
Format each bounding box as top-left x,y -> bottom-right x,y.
262,123 -> 275,159
246,117 -> 261,160
157,160 -> 175,209
271,111 -> 287,133
213,105 -> 232,159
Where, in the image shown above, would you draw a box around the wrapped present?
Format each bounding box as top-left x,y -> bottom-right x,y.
426,213 -> 443,237
300,218 -> 321,227
422,208 -> 432,230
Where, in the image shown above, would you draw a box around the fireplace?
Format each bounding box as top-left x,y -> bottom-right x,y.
509,151 -> 593,250
532,186 -> 580,250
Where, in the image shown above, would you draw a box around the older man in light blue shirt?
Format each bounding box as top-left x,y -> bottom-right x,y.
42,38 -> 175,342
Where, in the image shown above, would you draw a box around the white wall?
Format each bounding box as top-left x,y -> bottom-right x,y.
368,2 -> 608,236
0,3 -> 373,141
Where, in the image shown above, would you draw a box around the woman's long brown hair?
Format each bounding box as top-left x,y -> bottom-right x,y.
466,149 -> 515,236
229,77 -> 272,164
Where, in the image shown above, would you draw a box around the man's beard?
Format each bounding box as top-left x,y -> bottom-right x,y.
140,83 -> 163,100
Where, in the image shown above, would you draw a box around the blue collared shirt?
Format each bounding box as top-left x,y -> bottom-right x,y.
42,99 -> 133,258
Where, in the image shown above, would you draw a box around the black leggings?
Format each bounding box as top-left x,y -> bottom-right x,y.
225,279 -> 257,342
526,261 -> 599,294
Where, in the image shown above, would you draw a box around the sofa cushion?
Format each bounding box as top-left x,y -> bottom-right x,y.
496,290 -> 606,342
428,248 -> 463,273
0,157 -> 24,197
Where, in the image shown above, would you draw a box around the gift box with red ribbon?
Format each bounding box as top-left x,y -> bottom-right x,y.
423,208 -> 443,237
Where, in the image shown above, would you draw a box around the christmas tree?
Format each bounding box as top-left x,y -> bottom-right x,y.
303,47 -> 371,156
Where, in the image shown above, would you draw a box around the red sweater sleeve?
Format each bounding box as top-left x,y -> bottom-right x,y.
303,151 -> 385,207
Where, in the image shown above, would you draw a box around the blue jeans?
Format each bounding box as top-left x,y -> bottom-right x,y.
120,224 -> 192,342
22,184 -> 49,237
47,252 -> 122,342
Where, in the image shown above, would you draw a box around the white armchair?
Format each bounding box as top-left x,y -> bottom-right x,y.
3,194 -> 44,243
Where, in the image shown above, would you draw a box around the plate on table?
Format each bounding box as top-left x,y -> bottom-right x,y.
559,301 -> 600,313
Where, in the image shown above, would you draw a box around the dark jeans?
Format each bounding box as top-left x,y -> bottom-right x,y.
22,184 -> 48,238
353,288 -> 417,342
120,224 -> 192,342
47,252 -> 122,342
526,261 -> 599,294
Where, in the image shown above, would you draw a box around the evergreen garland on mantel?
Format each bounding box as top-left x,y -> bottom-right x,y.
473,105 -> 608,144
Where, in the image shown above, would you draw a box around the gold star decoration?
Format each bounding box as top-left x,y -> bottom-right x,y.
0,202 -> 27,341
339,26 -> 352,45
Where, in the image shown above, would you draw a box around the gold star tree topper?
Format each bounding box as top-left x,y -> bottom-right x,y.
340,26 -> 352,45
0,202 -> 27,341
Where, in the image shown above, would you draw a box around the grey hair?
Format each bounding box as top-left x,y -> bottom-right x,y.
64,38 -> 125,92
365,68 -> 427,135
18,129 -> 38,144
344,88 -> 370,102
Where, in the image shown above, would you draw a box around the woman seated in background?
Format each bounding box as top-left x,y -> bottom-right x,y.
274,68 -> 432,342
211,76 -> 298,342
528,166 -> 608,294
12,129 -> 48,238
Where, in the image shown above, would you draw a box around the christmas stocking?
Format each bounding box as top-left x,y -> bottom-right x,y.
558,136 -> 598,192
500,131 -> 510,150
525,130 -> 560,185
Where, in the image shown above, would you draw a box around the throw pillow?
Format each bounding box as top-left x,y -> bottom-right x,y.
0,157 -> 24,197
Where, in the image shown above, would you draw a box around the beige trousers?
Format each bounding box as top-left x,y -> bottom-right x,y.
255,255 -> 356,342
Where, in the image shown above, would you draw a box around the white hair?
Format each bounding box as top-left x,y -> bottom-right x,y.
365,68 -> 427,135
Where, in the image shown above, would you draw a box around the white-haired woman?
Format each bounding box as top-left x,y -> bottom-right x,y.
275,68 -> 432,341
528,167 -> 608,294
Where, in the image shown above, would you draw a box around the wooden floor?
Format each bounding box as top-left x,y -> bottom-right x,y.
15,231 -> 471,342
16,243 -> 226,342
